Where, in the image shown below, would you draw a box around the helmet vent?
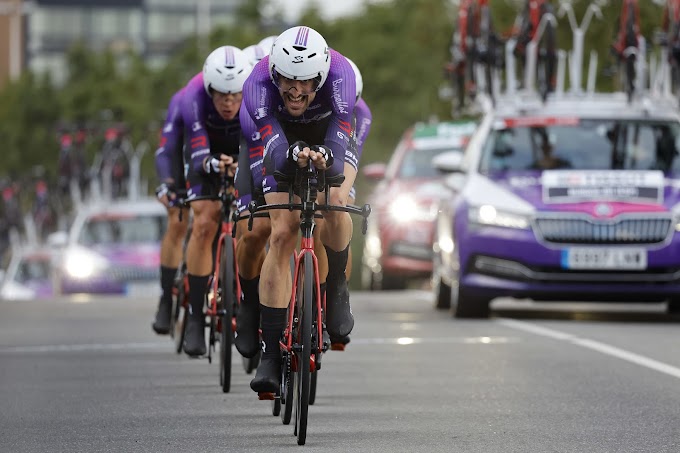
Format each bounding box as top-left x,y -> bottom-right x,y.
216,69 -> 222,74
293,46 -> 306,51
283,48 -> 290,55
308,53 -> 316,58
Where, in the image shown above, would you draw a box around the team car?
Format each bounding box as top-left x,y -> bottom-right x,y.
53,198 -> 166,295
432,91 -> 680,317
361,120 -> 477,290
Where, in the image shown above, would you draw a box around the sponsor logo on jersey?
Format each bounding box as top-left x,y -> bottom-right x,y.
332,78 -> 349,114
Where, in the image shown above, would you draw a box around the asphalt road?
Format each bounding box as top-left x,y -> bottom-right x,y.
1,291 -> 679,452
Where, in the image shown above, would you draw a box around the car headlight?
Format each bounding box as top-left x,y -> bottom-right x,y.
468,205 -> 530,230
64,249 -> 109,279
388,195 -> 437,224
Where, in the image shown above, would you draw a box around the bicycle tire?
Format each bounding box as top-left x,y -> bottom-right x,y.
174,276 -> 188,354
624,4 -> 637,101
537,5 -> 556,100
309,371 -> 318,406
294,252 -> 313,445
281,351 -> 294,424
219,238 -> 235,393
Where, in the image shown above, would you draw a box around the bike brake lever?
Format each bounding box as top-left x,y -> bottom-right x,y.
247,200 -> 258,231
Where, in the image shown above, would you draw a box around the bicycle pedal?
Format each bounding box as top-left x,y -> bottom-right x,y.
258,392 -> 276,401
330,343 -> 346,351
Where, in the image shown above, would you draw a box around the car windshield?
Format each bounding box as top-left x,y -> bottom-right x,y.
16,258 -> 50,283
479,119 -> 680,175
78,214 -> 166,246
399,148 -> 460,178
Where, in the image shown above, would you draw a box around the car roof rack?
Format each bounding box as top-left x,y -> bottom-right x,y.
472,0 -> 678,116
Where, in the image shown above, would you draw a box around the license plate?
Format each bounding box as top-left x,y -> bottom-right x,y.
561,247 -> 647,270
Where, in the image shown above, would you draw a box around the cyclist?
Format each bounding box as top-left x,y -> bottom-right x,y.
151,87 -> 190,335
337,57 -> 372,348
257,35 -> 278,54
180,46 -> 253,357
243,43 -> 266,67
239,26 -> 357,394
231,40 -> 273,359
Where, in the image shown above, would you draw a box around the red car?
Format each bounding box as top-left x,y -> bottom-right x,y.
361,120 -> 477,290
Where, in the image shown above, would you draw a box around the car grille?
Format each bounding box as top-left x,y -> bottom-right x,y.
534,216 -> 673,244
109,266 -> 159,282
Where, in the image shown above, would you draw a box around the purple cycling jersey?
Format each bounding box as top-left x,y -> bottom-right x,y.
181,73 -> 242,175
347,97 -> 372,170
155,88 -> 185,183
240,50 -> 356,191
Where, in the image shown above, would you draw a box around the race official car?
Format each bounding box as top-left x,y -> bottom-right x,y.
433,91 -> 680,317
361,120 -> 477,290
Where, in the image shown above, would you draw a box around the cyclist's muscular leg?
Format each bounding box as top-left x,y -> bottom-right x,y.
251,193 -> 299,394
234,217 -> 271,358
183,199 -> 221,357
316,164 -> 356,341
152,206 -> 189,334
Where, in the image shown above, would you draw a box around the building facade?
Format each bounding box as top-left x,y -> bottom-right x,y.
0,0 -> 241,87
0,0 -> 27,88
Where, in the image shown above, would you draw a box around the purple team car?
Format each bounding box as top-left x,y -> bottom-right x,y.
432,92 -> 680,317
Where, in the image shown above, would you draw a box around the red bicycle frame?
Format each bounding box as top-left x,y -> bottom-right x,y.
281,236 -> 324,373
208,217 -> 241,332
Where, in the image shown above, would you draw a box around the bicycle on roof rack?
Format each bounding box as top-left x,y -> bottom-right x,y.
447,0 -> 504,115
612,0 -> 643,102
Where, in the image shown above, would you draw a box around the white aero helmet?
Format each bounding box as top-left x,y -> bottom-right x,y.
257,35 -> 277,55
269,26 -> 330,92
242,44 -> 266,67
345,57 -> 363,102
202,46 -> 252,95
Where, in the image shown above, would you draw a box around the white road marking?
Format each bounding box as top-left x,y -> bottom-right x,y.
0,336 -> 518,354
0,342 -> 170,354
498,318 -> 680,380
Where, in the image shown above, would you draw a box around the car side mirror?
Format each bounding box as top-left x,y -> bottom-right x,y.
432,151 -> 465,174
362,163 -> 387,181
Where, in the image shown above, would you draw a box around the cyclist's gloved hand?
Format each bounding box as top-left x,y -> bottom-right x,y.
309,145 -> 334,170
286,141 -> 310,164
155,181 -> 176,206
203,154 -> 234,175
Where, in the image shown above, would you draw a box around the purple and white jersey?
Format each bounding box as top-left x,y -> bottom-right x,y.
155,88 -> 185,183
346,97 -> 372,170
181,73 -> 242,175
240,49 -> 356,190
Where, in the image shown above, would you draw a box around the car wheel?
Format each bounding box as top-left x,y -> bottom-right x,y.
433,276 -> 451,310
668,298 -> 680,315
451,285 -> 490,319
382,274 -> 407,291
361,263 -> 378,291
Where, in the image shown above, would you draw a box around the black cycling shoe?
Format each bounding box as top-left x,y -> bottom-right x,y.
151,297 -> 172,335
250,357 -> 281,394
235,301 -> 260,359
183,316 -> 206,357
325,278 -> 354,339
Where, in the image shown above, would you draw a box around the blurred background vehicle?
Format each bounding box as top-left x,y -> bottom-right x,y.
0,245 -> 55,300
432,91 -> 680,318
361,120 -> 477,290
52,198 -> 166,296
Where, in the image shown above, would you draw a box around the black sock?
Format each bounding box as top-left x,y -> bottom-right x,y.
259,305 -> 287,361
319,281 -> 327,314
160,266 -> 177,303
187,274 -> 209,319
239,275 -> 260,306
325,244 -> 349,284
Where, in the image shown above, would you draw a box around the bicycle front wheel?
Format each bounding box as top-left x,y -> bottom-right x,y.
219,238 -> 235,393
294,252 -> 313,445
